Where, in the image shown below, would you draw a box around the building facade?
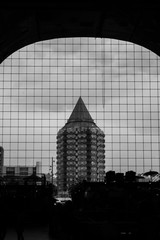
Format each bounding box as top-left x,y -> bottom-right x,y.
2,161 -> 42,177
57,97 -> 105,193
0,146 -> 4,176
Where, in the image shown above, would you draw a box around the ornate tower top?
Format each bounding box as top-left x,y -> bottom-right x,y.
67,96 -> 94,123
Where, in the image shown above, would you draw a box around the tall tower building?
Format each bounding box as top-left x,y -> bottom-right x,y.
57,97 -> 105,193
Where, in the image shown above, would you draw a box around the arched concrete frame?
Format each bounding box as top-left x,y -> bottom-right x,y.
1,2 -> 160,62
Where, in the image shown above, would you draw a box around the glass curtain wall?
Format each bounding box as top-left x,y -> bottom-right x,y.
0,38 -> 160,174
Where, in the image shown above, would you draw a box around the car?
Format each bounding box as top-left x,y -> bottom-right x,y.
55,197 -> 72,205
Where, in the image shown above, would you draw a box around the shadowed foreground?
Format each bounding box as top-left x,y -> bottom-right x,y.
49,181 -> 160,240
1,181 -> 160,240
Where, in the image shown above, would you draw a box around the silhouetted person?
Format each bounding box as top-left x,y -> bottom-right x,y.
0,195 -> 7,240
0,194 -> 25,240
13,195 -> 25,240
14,213 -> 24,240
0,218 -> 7,240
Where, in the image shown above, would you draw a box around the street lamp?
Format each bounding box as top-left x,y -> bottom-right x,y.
51,157 -> 55,185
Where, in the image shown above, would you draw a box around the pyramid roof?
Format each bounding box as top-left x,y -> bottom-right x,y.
67,97 -> 94,123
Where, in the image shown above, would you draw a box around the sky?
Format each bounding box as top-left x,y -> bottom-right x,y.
0,37 -> 160,174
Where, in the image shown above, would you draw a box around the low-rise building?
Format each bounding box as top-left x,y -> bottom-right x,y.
2,161 -> 42,177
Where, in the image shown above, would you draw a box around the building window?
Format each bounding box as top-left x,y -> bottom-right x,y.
20,167 -> 28,176
6,167 -> 15,176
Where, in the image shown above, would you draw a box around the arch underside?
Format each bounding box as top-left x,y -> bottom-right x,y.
1,3 -> 160,62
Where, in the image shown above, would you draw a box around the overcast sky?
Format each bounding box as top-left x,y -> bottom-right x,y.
0,37 -> 160,174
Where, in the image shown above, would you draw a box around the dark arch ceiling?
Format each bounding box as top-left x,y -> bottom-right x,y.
1,2 -> 160,63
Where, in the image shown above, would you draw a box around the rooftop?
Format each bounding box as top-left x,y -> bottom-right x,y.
67,97 -> 94,124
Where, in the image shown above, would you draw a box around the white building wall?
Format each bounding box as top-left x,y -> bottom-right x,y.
15,166 -> 19,175
28,167 -> 33,175
36,161 -> 42,176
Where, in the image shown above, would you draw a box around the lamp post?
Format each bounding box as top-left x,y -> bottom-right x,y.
51,157 -> 56,185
